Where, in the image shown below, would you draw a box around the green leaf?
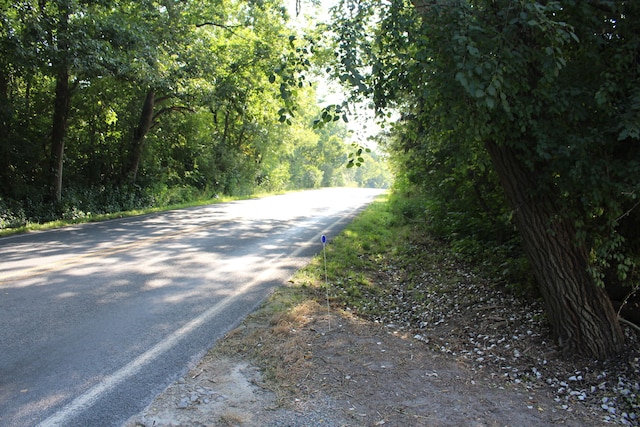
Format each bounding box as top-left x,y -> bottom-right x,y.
501,98 -> 511,114
485,96 -> 495,109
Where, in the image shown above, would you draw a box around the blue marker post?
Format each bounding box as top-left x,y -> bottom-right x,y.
321,235 -> 330,331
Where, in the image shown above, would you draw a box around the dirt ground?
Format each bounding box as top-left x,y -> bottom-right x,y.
124,296 -> 618,427
125,228 -> 639,427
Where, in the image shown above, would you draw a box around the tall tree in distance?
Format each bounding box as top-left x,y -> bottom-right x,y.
117,0 -> 199,183
49,1 -> 72,203
2,0 -> 180,201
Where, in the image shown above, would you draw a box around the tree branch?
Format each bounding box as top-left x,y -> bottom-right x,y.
151,106 -> 194,123
196,21 -> 243,29
619,316 -> 640,334
196,22 -> 244,38
616,197 -> 640,222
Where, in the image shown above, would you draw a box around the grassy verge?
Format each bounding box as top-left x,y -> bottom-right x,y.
0,190 -> 291,238
293,194 -> 403,302
291,192 -> 463,320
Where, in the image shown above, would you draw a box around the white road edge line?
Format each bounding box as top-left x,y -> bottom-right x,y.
37,211 -> 355,427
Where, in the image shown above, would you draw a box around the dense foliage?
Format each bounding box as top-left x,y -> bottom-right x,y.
0,0 -> 391,228
327,0 -> 639,358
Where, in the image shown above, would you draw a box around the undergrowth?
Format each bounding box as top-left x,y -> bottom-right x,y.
0,185 -> 243,236
293,191 -> 533,315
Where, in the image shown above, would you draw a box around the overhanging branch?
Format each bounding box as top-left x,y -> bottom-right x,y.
149,106 -> 195,129
196,22 -> 244,37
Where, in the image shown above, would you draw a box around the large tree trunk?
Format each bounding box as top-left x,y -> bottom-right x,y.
49,66 -> 70,203
0,70 -> 10,194
485,140 -> 625,359
125,89 -> 155,183
48,2 -> 71,204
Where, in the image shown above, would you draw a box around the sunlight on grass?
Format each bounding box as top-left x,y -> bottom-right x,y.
291,193 -> 405,310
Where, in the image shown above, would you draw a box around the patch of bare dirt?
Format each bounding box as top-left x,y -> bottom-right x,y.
126,235 -> 639,427
125,294 -> 634,426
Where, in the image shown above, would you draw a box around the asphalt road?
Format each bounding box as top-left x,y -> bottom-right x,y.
0,188 -> 384,427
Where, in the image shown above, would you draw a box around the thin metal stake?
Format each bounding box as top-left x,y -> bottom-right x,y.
321,234 -> 330,331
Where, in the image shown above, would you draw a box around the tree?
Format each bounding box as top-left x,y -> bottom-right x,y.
329,0 -> 639,359
116,0 -> 202,184
0,0 -> 378,225
1,0 -> 183,201
8,0 -> 78,203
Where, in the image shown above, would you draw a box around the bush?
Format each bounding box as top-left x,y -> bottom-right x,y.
0,198 -> 27,229
388,184 -> 536,297
1,184 -> 161,230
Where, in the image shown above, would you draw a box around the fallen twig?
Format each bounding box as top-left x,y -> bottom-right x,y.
619,316 -> 640,334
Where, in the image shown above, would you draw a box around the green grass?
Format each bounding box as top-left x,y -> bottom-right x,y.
291,193 -> 410,310
289,191 -> 483,326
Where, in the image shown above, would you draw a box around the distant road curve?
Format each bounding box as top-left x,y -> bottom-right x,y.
0,188 -> 385,427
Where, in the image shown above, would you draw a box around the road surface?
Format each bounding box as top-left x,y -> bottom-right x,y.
0,188 -> 384,426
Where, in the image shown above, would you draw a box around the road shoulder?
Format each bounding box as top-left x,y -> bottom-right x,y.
125,293 -> 602,427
